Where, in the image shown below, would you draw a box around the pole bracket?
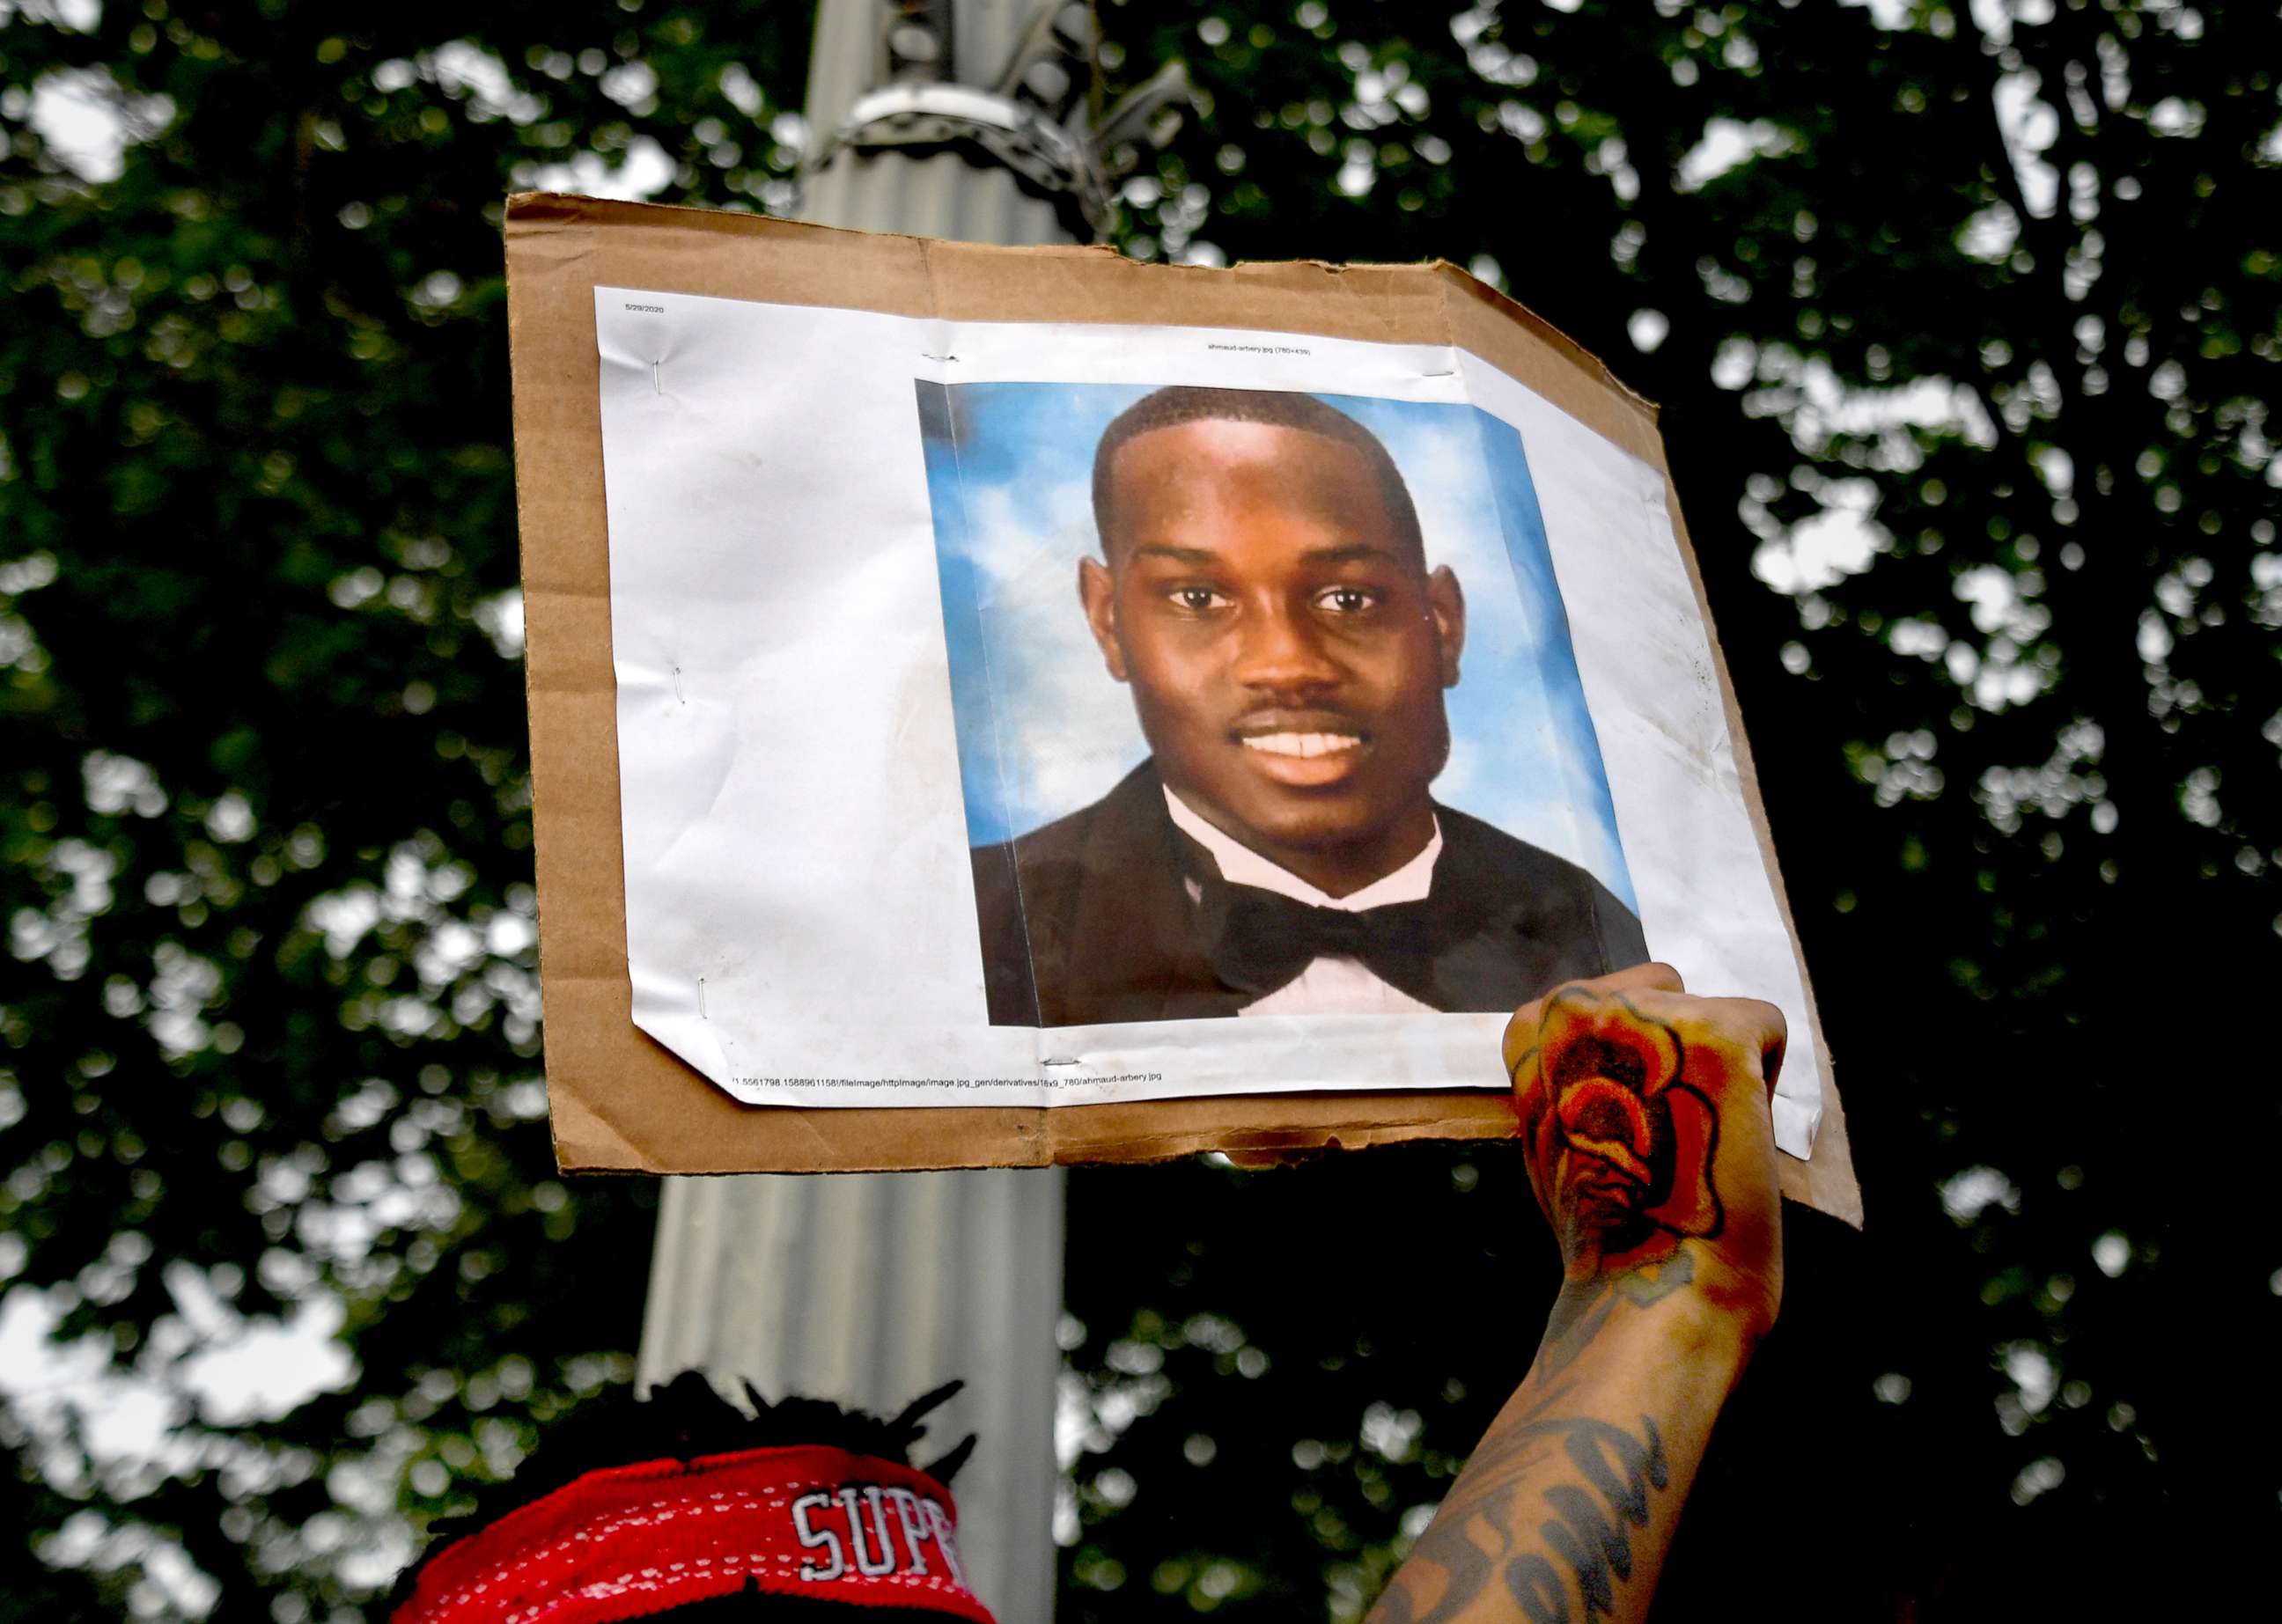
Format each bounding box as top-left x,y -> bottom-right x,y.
807,2 -> 1198,240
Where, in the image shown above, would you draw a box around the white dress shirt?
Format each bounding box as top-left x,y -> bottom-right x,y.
1163,788 -> 1443,1016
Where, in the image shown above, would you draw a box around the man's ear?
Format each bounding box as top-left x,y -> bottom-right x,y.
1427,565 -> 1466,687
1078,556 -> 1130,683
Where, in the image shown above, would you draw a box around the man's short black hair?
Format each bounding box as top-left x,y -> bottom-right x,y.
383,1371 -> 974,1620
1090,386 -> 1426,565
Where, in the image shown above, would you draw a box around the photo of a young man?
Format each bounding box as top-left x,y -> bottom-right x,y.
920,382 -> 1645,1027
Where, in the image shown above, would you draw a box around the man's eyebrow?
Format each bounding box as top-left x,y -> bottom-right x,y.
1300,541 -> 1406,566
1125,542 -> 1223,565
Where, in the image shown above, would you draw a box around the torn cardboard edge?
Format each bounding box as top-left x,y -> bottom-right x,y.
504,193 -> 1862,1229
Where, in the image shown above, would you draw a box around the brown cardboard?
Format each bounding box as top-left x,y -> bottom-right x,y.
504,194 -> 1861,1227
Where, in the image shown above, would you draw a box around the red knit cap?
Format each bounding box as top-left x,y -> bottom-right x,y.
392,1443 -> 995,1624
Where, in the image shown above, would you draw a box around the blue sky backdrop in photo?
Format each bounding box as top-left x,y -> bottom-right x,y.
917,381 -> 1636,912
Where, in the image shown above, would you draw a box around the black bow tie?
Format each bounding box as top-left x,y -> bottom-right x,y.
1197,879 -> 1446,1003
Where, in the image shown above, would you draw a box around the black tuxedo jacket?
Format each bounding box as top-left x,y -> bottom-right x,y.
970,760 -> 1647,1027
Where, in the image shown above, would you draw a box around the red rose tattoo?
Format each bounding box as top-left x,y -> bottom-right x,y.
1512,985 -> 1724,1282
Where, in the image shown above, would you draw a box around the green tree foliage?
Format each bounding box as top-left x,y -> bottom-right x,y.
1057,3 -> 2279,1620
1,0 -> 2274,1619
0,2 -> 811,1616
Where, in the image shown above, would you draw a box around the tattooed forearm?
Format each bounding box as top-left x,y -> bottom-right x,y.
1382,1412 -> 1671,1624
1368,1485 -> 1522,1624
1513,1415 -> 1667,1622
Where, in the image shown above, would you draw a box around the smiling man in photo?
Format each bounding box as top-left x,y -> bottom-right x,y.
970,386 -> 1645,1026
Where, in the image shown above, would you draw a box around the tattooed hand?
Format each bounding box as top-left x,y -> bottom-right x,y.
1505,961 -> 1788,1342
1366,965 -> 1786,1624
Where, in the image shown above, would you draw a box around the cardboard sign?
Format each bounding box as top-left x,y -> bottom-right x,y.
504,194 -> 1859,1224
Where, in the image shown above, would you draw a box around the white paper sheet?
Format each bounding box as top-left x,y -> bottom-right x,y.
593,287 -> 1822,1159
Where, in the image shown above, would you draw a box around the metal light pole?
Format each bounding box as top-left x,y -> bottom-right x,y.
637,8 -> 1191,1623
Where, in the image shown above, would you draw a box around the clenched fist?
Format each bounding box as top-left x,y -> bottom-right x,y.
1504,962 -> 1788,1340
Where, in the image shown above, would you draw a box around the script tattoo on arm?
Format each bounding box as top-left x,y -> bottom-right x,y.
1373,1387 -> 1672,1624
1503,1413 -> 1668,1623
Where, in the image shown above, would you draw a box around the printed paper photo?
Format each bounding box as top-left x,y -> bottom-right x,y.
918,381 -> 1645,1028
